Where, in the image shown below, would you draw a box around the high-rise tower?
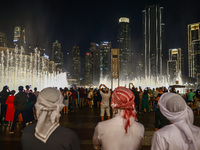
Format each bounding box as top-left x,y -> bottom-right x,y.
167,48 -> 182,80
143,5 -> 164,77
72,44 -> 81,84
188,23 -> 200,79
0,32 -> 7,47
99,41 -> 111,79
52,40 -> 63,70
118,17 -> 132,79
90,42 -> 100,86
13,26 -> 26,47
84,50 -> 93,86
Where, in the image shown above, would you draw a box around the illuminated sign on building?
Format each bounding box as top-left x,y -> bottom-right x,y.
191,24 -> 199,30
119,17 -> 129,23
171,49 -> 179,54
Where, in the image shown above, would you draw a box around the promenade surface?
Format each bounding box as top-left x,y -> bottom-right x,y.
0,107 -> 200,150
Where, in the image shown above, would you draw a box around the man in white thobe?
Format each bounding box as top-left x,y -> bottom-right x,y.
151,93 -> 200,150
93,86 -> 144,150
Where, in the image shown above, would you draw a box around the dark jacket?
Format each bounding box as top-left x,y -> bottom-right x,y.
14,91 -> 27,111
155,108 -> 169,129
0,90 -> 10,105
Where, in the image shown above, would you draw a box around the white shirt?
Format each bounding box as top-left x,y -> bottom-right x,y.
88,91 -> 93,99
151,124 -> 200,150
100,91 -> 110,105
93,115 -> 144,150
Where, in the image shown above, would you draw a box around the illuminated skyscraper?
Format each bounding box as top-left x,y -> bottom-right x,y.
118,17 -> 132,79
0,32 -> 7,47
84,50 -> 93,86
72,44 -> 81,84
143,5 -> 164,77
99,41 -> 111,79
13,26 -> 26,47
52,40 -> 63,70
167,48 -> 182,80
90,42 -> 100,86
188,23 -> 200,79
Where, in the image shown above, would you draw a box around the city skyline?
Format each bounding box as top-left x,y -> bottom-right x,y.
0,0 -> 200,76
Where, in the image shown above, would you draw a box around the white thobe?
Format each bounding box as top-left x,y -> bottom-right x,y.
93,115 -> 144,150
151,124 -> 200,150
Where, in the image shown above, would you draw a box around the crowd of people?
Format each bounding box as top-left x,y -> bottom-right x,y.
0,83 -> 200,149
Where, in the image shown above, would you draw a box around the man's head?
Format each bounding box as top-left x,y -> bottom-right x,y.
111,86 -> 137,133
10,90 -> 15,95
34,87 -> 37,92
111,86 -> 135,110
25,85 -> 30,90
166,94 -> 185,112
3,86 -> 8,91
38,87 -> 62,103
18,86 -> 24,92
159,93 -> 189,123
35,87 -> 64,143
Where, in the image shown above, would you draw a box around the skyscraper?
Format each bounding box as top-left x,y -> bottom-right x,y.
118,17 -> 132,79
167,48 -> 182,80
13,26 -> 26,47
0,32 -> 7,47
84,50 -> 93,86
72,44 -> 81,85
99,41 -> 111,79
90,42 -> 100,86
51,40 -> 63,70
188,23 -> 200,79
143,5 -> 164,77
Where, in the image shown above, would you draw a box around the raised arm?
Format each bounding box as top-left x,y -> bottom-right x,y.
99,84 -> 103,92
68,91 -> 72,97
129,83 -> 135,89
129,83 -> 131,89
103,84 -> 108,89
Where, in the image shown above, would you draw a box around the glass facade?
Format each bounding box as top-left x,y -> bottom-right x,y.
72,44 -> 81,84
99,41 -> 111,79
118,17 -> 132,79
188,23 -> 200,78
52,40 -> 63,70
84,51 -> 93,86
167,48 -> 182,80
143,5 -> 164,77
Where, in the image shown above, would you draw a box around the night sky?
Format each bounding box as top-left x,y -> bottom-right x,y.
0,0 -> 200,73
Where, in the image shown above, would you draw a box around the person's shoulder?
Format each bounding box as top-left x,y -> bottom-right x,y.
23,123 -> 36,135
154,124 -> 179,137
132,121 -> 145,133
15,92 -> 21,97
57,126 -> 79,138
96,117 -> 116,129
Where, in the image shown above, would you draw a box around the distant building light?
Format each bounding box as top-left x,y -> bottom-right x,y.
44,53 -> 49,59
103,41 -> 109,44
119,17 -> 129,23
96,44 -> 99,46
